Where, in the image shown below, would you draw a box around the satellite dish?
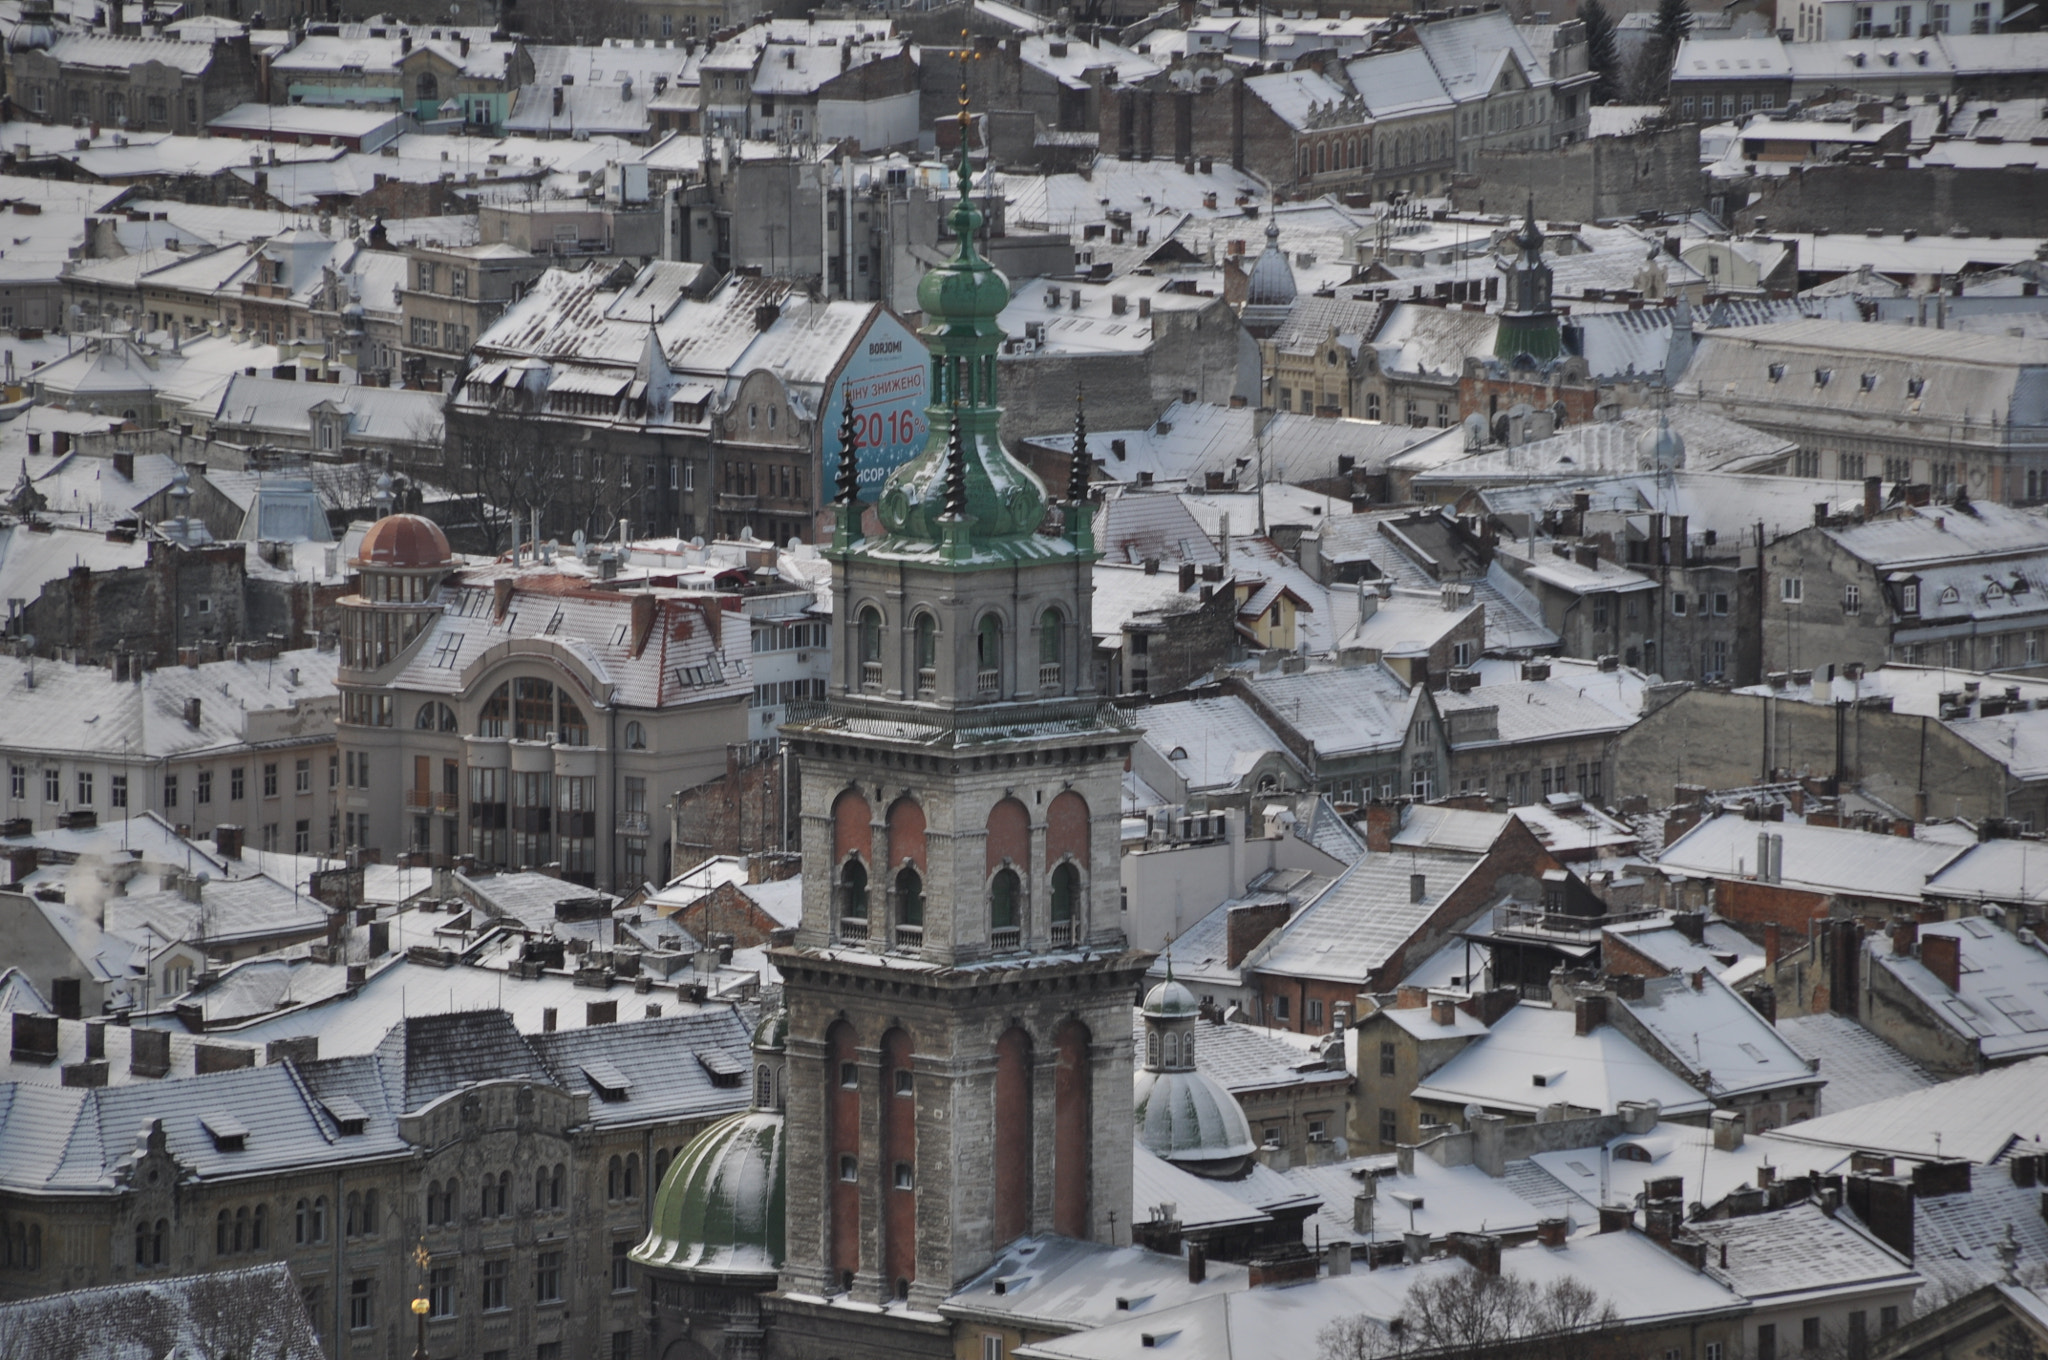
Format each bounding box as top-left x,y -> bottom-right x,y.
1464,1103 -> 1485,1127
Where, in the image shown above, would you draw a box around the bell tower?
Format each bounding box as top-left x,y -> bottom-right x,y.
1494,198 -> 1561,366
771,124 -> 1148,1317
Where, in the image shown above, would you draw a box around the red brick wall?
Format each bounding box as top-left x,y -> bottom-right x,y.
886,796 -> 926,876
671,882 -> 784,949
993,1026 -> 1033,1244
827,1020 -> 861,1279
833,789 -> 872,865
987,797 -> 1030,873
1046,790 -> 1089,869
881,1027 -> 917,1294
1053,1018 -> 1092,1239
1713,877 -> 1831,936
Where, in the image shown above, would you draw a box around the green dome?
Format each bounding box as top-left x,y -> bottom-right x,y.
1143,979 -> 1200,1017
916,193 -> 1012,325
752,1008 -> 788,1052
1133,1067 -> 1257,1169
631,1111 -> 785,1276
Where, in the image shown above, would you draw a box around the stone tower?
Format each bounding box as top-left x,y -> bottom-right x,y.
771,144 -> 1150,1318
1493,199 -> 1561,366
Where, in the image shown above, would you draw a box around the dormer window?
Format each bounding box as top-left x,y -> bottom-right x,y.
1859,372 -> 1878,392
200,1113 -> 249,1152
583,1058 -> 634,1101
1814,368 -> 1833,388
1907,376 -> 1926,398
318,1096 -> 368,1136
1767,363 -> 1785,382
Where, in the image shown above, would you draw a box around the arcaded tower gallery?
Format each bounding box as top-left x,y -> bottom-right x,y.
766,142 -> 1152,1347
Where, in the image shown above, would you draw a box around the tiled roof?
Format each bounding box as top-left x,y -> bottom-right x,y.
1689,1202 -> 1919,1301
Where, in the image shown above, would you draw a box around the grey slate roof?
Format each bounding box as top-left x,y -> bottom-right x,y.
1776,1013 -> 1937,1115
0,1262 -> 323,1360
372,1009 -> 544,1115
531,1006 -> 754,1128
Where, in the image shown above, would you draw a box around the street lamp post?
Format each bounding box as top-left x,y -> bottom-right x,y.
411,1293 -> 429,1360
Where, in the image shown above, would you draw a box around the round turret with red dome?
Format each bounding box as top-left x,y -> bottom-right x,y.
339,477 -> 455,673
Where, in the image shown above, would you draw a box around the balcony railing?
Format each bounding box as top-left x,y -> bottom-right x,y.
915,668 -> 936,699
1048,920 -> 1074,947
1038,663 -> 1063,693
861,661 -> 883,692
406,790 -> 458,812
894,924 -> 924,951
838,917 -> 870,943
976,668 -> 1001,699
990,926 -> 1021,952
618,811 -> 650,834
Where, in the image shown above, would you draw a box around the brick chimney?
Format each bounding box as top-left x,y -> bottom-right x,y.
1535,1217 -> 1568,1248
1226,898 -> 1292,968
1891,918 -> 1919,956
1921,932 -> 1961,992
1574,994 -> 1608,1035
1363,803 -> 1397,852
1430,997 -> 1457,1026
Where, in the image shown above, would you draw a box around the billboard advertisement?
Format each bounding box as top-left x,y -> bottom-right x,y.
826,314 -> 929,501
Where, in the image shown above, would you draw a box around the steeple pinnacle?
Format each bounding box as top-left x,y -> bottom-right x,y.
1068,383 -> 1090,505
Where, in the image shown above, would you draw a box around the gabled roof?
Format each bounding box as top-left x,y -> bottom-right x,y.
1655,811 -> 1966,902
1412,1002 -> 1714,1118
1616,971 -> 1817,1099
1869,919 -> 2048,1063
531,1007 -> 753,1127
372,1008 -> 541,1115
1689,1202 -> 1920,1303
1768,1055 -> 2048,1163
1247,848 -> 1477,983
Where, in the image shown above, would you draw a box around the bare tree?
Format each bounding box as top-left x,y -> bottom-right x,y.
1318,1266 -> 1625,1360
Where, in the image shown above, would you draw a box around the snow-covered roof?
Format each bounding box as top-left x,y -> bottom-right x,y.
1412,1001 -> 1714,1119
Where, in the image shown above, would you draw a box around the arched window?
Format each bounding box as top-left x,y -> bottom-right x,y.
976,616 -> 1003,698
136,1220 -> 151,1266
216,1210 -> 231,1256
1049,861 -> 1079,944
1183,1029 -> 1196,1063
295,1198 -> 309,1245
550,1163 -> 565,1209
533,1166 -> 548,1213
1165,1032 -> 1180,1066
990,867 -> 1021,948
362,1189 -> 378,1235
252,1204 -> 267,1250
425,1180 -> 441,1226
655,1147 -> 672,1185
417,72 -> 439,102
312,1196 -> 326,1242
624,720 -> 646,750
858,607 -> 883,689
439,1180 -> 455,1226
608,1155 -> 623,1200
345,1192 -> 361,1237
151,1219 -> 166,1265
913,612 -> 936,696
757,1064 -> 773,1107
1038,607 -> 1064,691
625,1153 -> 640,1198
840,858 -> 869,939
556,696 -> 588,746
895,864 -> 923,935
1316,142 -> 1327,174
1146,1030 -> 1160,1067
478,684 -> 510,737
514,677 -> 555,741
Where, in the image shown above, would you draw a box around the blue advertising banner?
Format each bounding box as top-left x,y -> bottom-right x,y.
826,317 -> 929,501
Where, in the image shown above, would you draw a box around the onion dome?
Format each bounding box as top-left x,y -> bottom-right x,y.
354,513 -> 450,569
915,183 -> 1012,326
1639,410 -> 1686,472
630,1111 -> 786,1276
752,1007 -> 788,1052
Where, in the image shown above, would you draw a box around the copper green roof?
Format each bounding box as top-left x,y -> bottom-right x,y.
631,1110 -> 785,1276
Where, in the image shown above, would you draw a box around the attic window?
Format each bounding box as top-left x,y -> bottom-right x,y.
581,1058 -> 633,1102
1614,1143 -> 1654,1162
1906,376 -> 1926,397
1767,363 -> 1785,382
1168,746 -> 1189,760
1531,1069 -> 1566,1087
1737,1042 -> 1769,1063
697,1049 -> 745,1087
319,1095 -> 368,1136
1859,372 -> 1878,392
1814,368 -> 1833,388
200,1113 -> 249,1152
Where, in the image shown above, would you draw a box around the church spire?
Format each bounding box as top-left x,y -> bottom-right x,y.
831,394 -> 862,550
1068,383 -> 1090,505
